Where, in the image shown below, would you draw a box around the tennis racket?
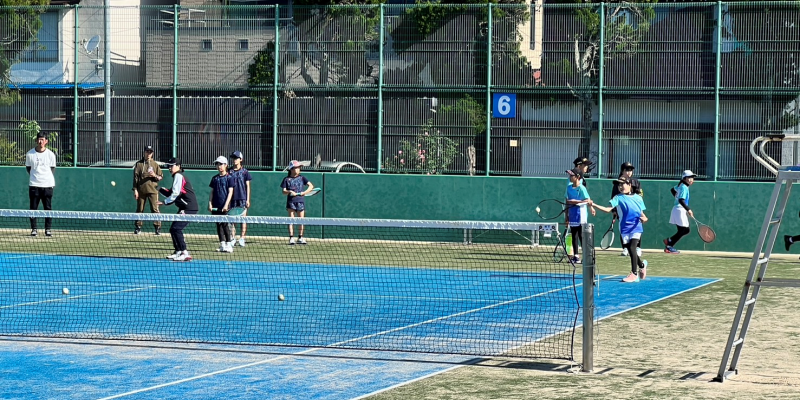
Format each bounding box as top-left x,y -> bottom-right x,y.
600,219 -> 616,250
536,199 -> 576,220
552,228 -> 568,263
210,207 -> 246,216
298,188 -> 322,197
692,217 -> 716,243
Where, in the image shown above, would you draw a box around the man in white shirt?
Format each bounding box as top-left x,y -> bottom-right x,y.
25,132 -> 57,237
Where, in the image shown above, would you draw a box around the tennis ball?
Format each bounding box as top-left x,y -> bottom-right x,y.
62,287 -> 69,295
278,294 -> 285,301
111,181 -> 116,186
535,207 -> 541,213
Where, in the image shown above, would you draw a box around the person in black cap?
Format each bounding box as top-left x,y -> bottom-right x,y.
572,156 -> 592,187
132,145 -> 163,235
158,158 -> 198,261
25,132 -> 57,237
564,167 -> 595,263
227,150 -> 252,247
611,162 -> 643,256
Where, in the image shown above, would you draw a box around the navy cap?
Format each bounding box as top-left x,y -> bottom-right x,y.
163,157 -> 180,167
144,145 -> 154,152
230,151 -> 243,159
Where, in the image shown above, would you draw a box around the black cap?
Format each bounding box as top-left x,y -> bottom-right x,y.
621,162 -> 635,170
163,157 -> 180,167
36,132 -> 48,139
566,168 -> 583,178
144,145 -> 154,151
573,157 -> 592,166
615,176 -> 631,185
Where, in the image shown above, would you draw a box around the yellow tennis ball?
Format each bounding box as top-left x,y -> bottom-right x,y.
111,181 -> 116,186
278,294 -> 285,301
535,207 -> 541,213
62,287 -> 69,295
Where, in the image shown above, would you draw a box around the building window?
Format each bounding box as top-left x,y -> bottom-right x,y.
238,39 -> 249,51
201,39 -> 213,51
20,11 -> 59,62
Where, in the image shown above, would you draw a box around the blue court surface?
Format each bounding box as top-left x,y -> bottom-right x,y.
0,253 -> 719,400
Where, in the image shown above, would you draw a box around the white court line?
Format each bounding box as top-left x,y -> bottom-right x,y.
0,287 -> 153,309
97,282 -> 577,399
1,254 -> 43,260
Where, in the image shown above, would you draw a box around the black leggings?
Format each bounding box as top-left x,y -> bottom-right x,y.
625,238 -> 646,274
170,210 -> 198,252
570,226 -> 583,256
212,209 -> 232,242
667,226 -> 691,247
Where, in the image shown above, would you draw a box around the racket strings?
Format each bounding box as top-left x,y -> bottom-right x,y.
698,226 -> 716,243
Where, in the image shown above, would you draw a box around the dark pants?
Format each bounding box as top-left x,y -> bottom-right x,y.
212,209 -> 232,242
667,226 -> 691,246
29,186 -> 53,230
170,210 -> 197,252
570,226 -> 583,256
625,238 -> 646,274
135,192 -> 161,228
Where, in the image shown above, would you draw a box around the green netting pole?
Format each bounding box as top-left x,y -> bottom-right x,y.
73,4 -> 79,167
272,5 -> 280,171
597,3 -> 605,178
172,4 -> 179,158
377,4 -> 385,174
714,1 -> 722,181
485,3 -> 493,177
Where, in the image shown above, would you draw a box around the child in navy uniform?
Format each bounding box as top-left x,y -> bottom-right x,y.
228,151 -> 252,247
281,160 -> 315,245
209,156 -> 234,253
158,158 -> 198,262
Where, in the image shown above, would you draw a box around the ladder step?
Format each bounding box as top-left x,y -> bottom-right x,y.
769,217 -> 781,224
757,257 -> 769,265
744,298 -> 756,306
732,338 -> 744,347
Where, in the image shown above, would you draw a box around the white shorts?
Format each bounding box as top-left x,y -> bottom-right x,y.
621,232 -> 642,245
669,205 -> 690,227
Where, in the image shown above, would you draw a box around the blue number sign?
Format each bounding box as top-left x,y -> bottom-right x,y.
493,93 -> 516,118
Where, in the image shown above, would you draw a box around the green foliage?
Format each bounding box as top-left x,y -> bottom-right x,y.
0,134 -> 24,164
19,118 -> 60,155
247,42 -> 276,105
441,94 -> 486,136
407,0 -> 526,37
0,0 -> 49,106
383,119 -> 459,175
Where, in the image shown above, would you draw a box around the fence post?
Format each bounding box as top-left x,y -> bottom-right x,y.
73,4 -> 79,167
377,4 -> 385,174
485,3 -> 493,176
171,4 -> 179,158
597,3 -> 605,178
272,4 -> 280,171
714,1 -> 722,181
581,222 -> 595,372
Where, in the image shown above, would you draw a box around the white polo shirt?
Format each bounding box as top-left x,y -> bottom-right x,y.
25,148 -> 57,188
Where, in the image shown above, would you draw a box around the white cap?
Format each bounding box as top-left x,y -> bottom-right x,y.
682,170 -> 697,179
214,156 -> 228,165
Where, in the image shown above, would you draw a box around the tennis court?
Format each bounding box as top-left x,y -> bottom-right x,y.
0,250 -> 717,399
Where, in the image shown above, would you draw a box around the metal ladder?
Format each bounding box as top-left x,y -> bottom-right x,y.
716,135 -> 800,382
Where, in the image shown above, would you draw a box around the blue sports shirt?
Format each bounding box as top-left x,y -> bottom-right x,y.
673,184 -> 689,207
610,194 -> 646,235
565,183 -> 590,227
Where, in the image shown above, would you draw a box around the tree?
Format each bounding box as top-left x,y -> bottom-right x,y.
0,0 -> 49,106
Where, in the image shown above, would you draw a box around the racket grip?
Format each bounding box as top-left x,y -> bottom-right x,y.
211,207 -> 218,211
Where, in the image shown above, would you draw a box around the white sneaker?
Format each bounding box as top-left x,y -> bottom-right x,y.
216,242 -> 226,252
223,244 -> 234,253
621,248 -> 629,257
636,247 -> 642,257
289,237 -> 296,245
298,237 -> 307,245
228,240 -> 236,249
238,237 -> 246,247
166,251 -> 181,259
174,251 -> 192,262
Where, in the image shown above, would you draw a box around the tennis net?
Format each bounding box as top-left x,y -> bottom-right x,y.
0,209 -> 580,360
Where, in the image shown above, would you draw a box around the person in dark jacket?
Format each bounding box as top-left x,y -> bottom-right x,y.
158,158 -> 198,261
132,145 -> 163,235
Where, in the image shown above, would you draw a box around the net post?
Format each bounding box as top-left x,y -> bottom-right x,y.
581,223 -> 595,372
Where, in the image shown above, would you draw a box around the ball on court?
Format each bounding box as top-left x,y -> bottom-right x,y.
111,181 -> 116,186
535,207 -> 541,213
62,287 -> 69,295
278,294 -> 285,301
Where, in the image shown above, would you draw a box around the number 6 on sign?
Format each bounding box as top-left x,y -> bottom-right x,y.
493,93 -> 516,118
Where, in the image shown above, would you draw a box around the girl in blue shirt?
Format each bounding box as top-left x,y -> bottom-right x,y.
564,168 -> 595,263
593,177 -> 649,283
664,170 -> 696,254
